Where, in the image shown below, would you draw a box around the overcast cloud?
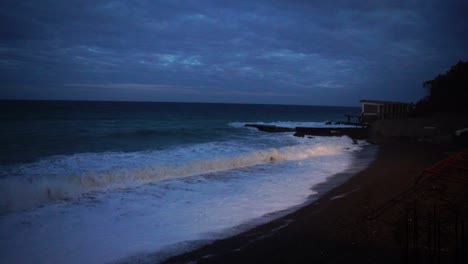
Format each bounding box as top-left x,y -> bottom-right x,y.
1,0 -> 467,106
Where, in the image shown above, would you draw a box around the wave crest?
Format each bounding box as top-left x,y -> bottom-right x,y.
0,138 -> 357,213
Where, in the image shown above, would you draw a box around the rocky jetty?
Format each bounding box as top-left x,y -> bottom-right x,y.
245,124 -> 368,140
244,124 -> 295,132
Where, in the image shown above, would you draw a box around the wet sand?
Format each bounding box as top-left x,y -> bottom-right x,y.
164,142 -> 446,263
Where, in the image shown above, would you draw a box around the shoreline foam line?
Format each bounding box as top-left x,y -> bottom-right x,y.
0,137 -> 362,213
123,145 -> 378,263
0,141 -> 366,264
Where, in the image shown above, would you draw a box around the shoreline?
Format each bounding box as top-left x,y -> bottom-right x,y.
164,142 -> 446,263
142,143 -> 377,263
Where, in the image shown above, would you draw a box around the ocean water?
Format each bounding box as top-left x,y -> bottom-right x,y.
0,100 -> 365,263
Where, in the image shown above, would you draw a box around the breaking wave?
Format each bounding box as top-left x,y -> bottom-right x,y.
0,137 -> 358,213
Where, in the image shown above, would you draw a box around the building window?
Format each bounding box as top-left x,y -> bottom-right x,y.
363,104 -> 378,113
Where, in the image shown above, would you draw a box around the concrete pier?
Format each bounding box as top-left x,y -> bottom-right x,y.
244,124 -> 295,132
294,126 -> 368,139
245,124 -> 368,139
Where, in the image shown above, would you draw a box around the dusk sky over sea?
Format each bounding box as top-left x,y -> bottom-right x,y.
1,0 -> 467,106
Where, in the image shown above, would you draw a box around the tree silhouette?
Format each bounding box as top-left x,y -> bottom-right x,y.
417,60 -> 468,114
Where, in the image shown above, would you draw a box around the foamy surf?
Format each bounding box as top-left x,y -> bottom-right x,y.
0,135 -> 360,213
1,101 -> 368,264
0,136 -> 367,264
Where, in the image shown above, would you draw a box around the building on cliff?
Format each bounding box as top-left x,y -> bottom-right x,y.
360,99 -> 414,124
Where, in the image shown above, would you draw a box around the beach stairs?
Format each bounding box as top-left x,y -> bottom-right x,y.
367,148 -> 468,219
365,149 -> 468,263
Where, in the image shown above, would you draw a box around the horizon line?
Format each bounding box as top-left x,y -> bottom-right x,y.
0,98 -> 360,108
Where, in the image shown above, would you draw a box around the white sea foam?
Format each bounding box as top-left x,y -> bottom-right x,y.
0,135 -> 360,213
0,134 -> 367,264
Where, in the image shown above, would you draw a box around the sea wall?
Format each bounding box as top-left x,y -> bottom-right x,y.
368,115 -> 467,144
295,127 -> 367,139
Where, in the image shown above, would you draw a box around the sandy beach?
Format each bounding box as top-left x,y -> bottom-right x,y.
165,141 -> 459,263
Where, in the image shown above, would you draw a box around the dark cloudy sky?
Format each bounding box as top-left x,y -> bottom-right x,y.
1,0 -> 467,106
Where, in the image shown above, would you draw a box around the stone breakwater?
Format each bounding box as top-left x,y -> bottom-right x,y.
245,124 -> 368,140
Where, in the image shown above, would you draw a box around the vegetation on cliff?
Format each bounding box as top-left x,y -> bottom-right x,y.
415,60 -> 468,114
